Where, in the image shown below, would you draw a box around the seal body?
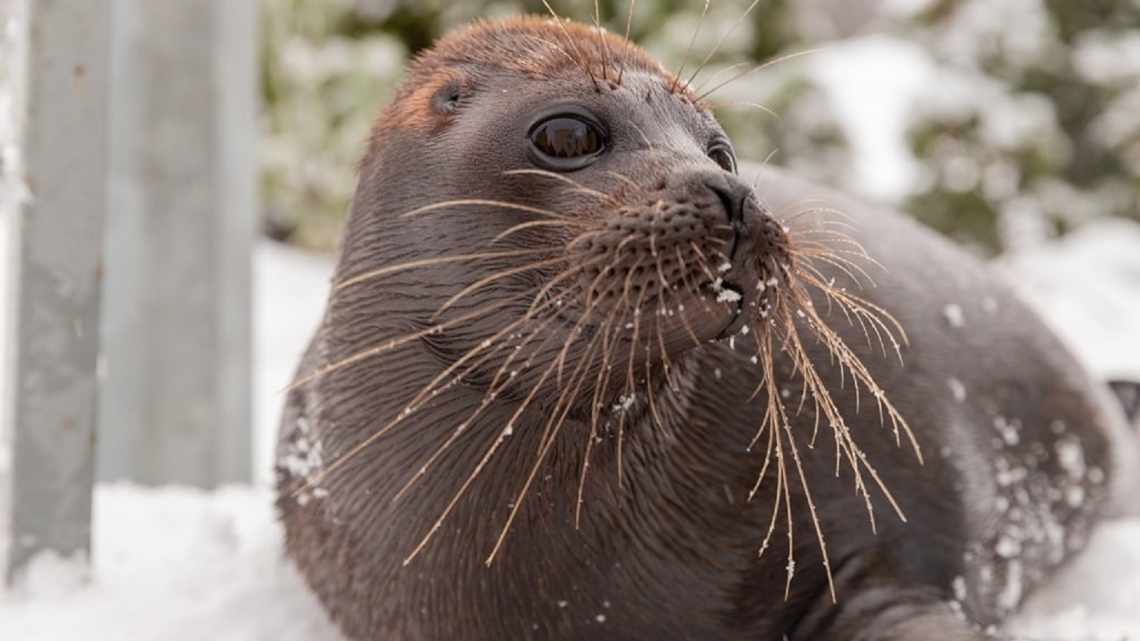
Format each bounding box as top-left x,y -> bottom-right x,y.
275,17 -> 1137,641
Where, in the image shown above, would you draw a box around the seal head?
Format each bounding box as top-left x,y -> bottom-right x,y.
337,16 -> 791,387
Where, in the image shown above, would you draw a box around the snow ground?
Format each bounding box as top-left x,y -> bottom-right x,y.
2,34 -> 1139,641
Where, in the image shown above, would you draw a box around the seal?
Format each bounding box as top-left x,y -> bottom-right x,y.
275,16 -> 1140,641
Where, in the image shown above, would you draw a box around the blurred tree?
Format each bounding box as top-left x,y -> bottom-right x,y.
899,0 -> 1140,254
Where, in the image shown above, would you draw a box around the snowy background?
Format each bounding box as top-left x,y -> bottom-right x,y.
3,8 -> 1140,641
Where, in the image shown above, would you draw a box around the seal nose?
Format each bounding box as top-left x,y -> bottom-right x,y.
703,173 -> 753,224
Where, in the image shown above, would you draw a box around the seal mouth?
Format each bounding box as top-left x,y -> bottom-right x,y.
713,283 -> 747,339
711,213 -> 751,340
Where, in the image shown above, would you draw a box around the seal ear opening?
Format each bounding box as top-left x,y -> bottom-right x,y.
1109,380 -> 1140,429
430,79 -> 464,115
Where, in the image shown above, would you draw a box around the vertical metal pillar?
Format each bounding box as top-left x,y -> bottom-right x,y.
2,0 -> 111,583
98,0 -> 256,487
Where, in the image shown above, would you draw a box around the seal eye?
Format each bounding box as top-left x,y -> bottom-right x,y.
528,114 -> 607,171
708,140 -> 737,174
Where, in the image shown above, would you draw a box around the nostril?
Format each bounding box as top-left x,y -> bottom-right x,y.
704,177 -> 749,224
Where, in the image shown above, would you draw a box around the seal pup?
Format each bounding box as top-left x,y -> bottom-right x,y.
275,16 -> 1139,641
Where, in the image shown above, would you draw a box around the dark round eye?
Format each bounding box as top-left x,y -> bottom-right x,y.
708,140 -> 737,174
528,114 -> 607,171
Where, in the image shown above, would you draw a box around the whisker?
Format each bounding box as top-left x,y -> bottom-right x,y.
555,261 -> 617,386
391,314 -> 565,505
576,305 -> 624,527
792,250 -> 875,290
607,168 -> 641,190
434,255 -> 575,320
693,63 -> 750,98
485,322 -> 605,565
653,284 -> 674,379
697,48 -> 827,102
284,299 -> 509,391
685,0 -> 763,88
540,0 -> 600,90
565,229 -> 608,253
593,0 -> 613,82
623,0 -> 636,42
400,198 -> 581,222
675,245 -> 716,324
492,219 -> 585,244
403,340 -> 568,566
688,242 -> 719,282
706,98 -> 783,123
519,34 -> 581,71
617,0 -> 638,84
671,0 -> 711,93
503,168 -> 610,200
527,255 -> 608,315
335,248 -> 550,291
290,292 -> 576,500
626,121 -> 654,151
779,201 -> 856,225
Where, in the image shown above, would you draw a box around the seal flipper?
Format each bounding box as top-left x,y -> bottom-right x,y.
1108,380 -> 1140,428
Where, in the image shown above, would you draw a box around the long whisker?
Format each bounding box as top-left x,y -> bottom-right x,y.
607,169 -> 641,190
399,199 -> 581,222
693,63 -> 750,98
493,219 -> 585,243
555,261 -> 617,385
335,248 -> 550,291
541,0 -> 599,89
706,99 -> 782,122
623,0 -> 637,42
576,303 -> 625,527
504,168 -> 610,200
527,254 -> 608,315
671,0 -> 711,93
434,255 -> 575,319
485,321 -> 605,565
392,310 -> 567,505
519,34 -> 582,71
626,121 -> 654,151
290,292 -> 577,501
697,48 -> 827,102
616,0 -> 638,84
284,299 -> 510,391
685,0 -> 763,88
403,338 -> 569,566
593,0 -> 613,82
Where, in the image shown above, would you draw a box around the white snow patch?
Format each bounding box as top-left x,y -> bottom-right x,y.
1009,521 -> 1140,640
998,219 -> 1140,380
254,241 -> 334,483
947,377 -> 967,403
810,36 -> 933,202
0,485 -> 344,641
943,303 -> 966,328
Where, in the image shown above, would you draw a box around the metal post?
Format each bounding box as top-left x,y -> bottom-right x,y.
98,0 -> 256,487
1,0 -> 111,583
